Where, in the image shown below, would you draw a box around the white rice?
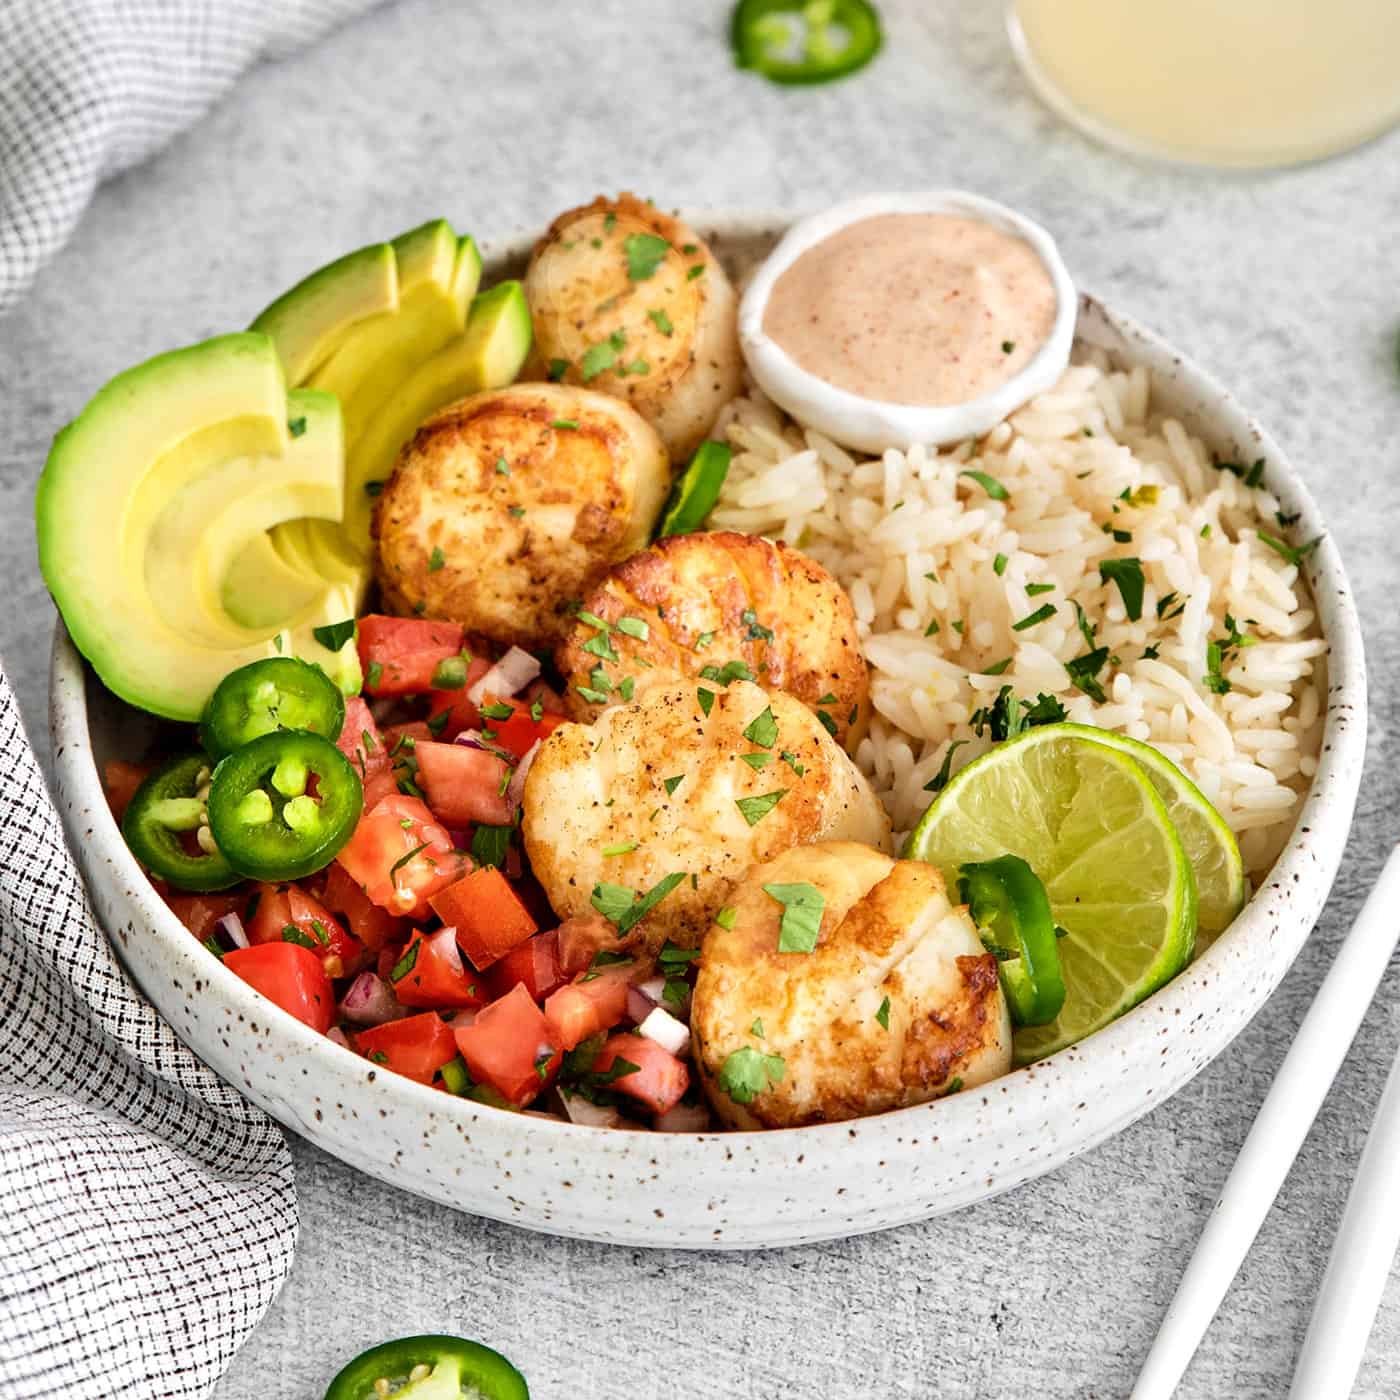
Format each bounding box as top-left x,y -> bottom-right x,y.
711,353 -> 1326,880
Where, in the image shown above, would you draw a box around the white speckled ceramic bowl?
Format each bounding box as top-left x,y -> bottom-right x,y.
49,214 -> 1366,1249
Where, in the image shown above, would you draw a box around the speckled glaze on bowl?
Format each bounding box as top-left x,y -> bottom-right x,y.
48,213 -> 1366,1249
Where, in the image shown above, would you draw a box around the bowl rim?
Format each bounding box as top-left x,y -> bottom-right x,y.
47,206 -> 1368,1222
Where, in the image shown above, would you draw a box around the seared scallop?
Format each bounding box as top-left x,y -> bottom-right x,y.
692,842 -> 1012,1130
524,193 -> 743,464
372,383 -> 669,648
521,676 -> 890,956
556,530 -> 869,749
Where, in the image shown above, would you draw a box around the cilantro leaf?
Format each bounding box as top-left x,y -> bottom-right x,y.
960,469 -> 1010,501
717,1046 -> 785,1105
312,619 -> 355,652
591,871 -> 687,934
736,789 -> 787,827
742,706 -> 778,749
1099,557 -> 1146,621
624,232 -> 670,281
763,880 -> 824,953
471,825 -> 512,869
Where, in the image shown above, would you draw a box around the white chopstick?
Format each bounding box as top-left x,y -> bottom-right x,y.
1291,992 -> 1400,1396
1132,843 -> 1400,1400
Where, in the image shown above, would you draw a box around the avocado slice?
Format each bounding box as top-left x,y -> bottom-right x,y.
344,279 -> 534,542
37,334 -> 359,720
249,242 -> 397,385
276,584 -> 364,695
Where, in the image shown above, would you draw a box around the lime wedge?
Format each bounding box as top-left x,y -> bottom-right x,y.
902,725 -> 1197,1064
1059,724 -> 1246,942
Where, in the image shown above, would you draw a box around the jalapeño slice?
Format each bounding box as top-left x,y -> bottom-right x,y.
656,440 -> 733,538
121,752 -> 240,892
730,0 -> 883,86
958,854 -> 1066,1027
323,1335 -> 528,1400
200,656 -> 346,761
207,731 -> 362,882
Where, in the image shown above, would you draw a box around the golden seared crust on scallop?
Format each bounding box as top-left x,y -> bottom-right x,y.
692,842 -> 1012,1130
520,677 -> 890,957
556,530 -> 869,749
524,193 -> 743,464
372,383 -> 669,648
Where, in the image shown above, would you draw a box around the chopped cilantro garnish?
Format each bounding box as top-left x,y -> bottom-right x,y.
364,479 -> 384,498
736,790 -> 787,827
471,824 -> 512,869
1099,557 -> 1145,620
694,630 -> 715,650
624,232 -> 670,281
389,939 -> 420,981
779,750 -> 805,776
1012,603 -> 1056,632
924,741 -> 967,795
982,657 -> 1013,675
762,880 -> 824,952
618,676 -> 635,702
686,264 -> 705,280
993,553 -> 1008,576
740,752 -> 774,770
697,687 -> 716,717
601,841 -> 638,857
1204,640 -> 1231,695
699,659 -> 755,685
647,308 -> 674,337
924,618 -> 941,637
741,608 -> 774,642
616,616 -> 649,640
575,684 -> 610,705
508,506 -> 526,518
287,416 -> 307,437
479,701 -> 514,720
581,329 -> 627,381
875,997 -> 891,1030
431,656 -> 467,690
960,469 -> 1010,501
425,711 -> 449,737
1244,459 -> 1267,488
1256,528 -> 1322,568
591,871 -> 687,933
281,925 -> 316,949
389,843 -> 430,885
1000,341 -> 1014,354
1157,591 -> 1186,621
714,907 -> 737,930
547,358 -> 570,382
495,456 -> 511,475
581,631 -> 620,663
428,546 -> 446,573
551,418 -> 579,431
815,710 -> 838,738
742,706 -> 778,748
717,1046 -> 785,1104
312,619 -> 355,652
1065,647 -> 1110,702
663,774 -> 684,796
1026,582 -> 1055,596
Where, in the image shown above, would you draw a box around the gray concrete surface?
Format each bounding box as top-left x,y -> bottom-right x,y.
2,3 -> 1398,1396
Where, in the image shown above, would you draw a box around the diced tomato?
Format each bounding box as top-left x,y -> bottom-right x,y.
318,862 -> 408,954
358,615 -> 465,696
223,943 -> 334,1034
594,1032 -> 690,1115
453,984 -> 562,1107
487,930 -> 567,1003
429,867 -> 538,971
543,965 -> 634,1052
162,890 -> 246,943
413,740 -> 514,827
425,655 -> 492,739
335,794 -> 467,920
391,927 -> 488,1010
355,1011 -> 457,1084
104,759 -> 154,823
557,912 -> 636,976
247,884 -> 366,980
482,697 -> 568,762
383,721 -> 433,748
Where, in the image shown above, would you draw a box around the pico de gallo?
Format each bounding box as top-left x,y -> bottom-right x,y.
107,615 -> 703,1130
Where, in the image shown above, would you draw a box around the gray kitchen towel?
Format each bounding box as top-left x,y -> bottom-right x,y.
0,0 -> 384,319
0,2 -> 384,1394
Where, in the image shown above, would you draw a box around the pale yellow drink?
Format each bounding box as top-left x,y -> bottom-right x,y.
1009,0 -> 1400,168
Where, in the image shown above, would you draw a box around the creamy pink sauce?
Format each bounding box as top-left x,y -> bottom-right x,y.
762,213 -> 1058,407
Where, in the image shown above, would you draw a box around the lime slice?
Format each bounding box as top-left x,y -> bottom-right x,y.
902,725 -> 1197,1064
1059,724 -> 1246,942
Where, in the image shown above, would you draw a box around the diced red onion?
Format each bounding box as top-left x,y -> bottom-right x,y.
444,827 -> 472,850
214,911 -> 249,950
325,1026 -> 352,1051
653,1100 -> 711,1133
338,972 -> 404,1026
426,926 -> 465,977
467,646 -> 540,706
504,739 -> 541,810
504,844 -> 523,880
636,1005 -> 690,1057
637,975 -> 666,1003
454,729 -> 514,763
560,1091 -> 621,1128
626,985 -> 658,1026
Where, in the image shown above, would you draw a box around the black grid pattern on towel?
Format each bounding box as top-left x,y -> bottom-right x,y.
0,663 -> 296,1395
0,0 -> 382,317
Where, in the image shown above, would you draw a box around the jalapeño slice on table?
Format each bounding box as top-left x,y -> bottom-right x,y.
958,854 -> 1066,1028
200,656 -> 346,761
121,752 -> 240,892
730,0 -> 883,86
207,730 -> 362,882
323,1334 -> 529,1400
